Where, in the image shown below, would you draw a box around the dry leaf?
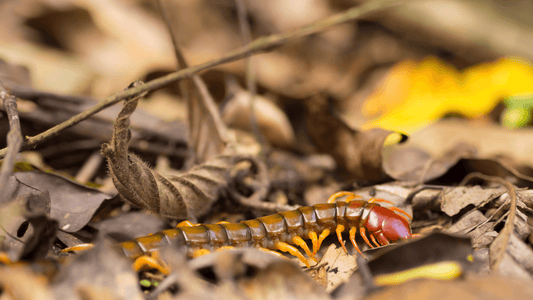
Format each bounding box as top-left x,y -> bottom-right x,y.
222,76 -> 296,149
362,57 -> 533,133
102,93 -> 257,220
315,244 -> 357,293
305,94 -> 405,181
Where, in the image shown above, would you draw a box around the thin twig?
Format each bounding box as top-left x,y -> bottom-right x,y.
0,83 -> 23,200
157,0 -> 229,162
0,0 -> 404,159
235,0 -> 264,146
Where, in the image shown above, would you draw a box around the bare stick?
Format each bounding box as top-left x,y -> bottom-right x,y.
235,0 -> 263,145
0,0 -> 403,159
0,83 -> 23,200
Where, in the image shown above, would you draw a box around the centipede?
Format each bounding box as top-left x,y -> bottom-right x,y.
116,191 -> 414,271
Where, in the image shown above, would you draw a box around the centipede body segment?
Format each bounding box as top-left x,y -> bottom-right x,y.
118,192 -> 413,269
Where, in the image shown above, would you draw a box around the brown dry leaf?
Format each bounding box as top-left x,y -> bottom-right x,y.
102,92 -> 255,220
222,76 -> 296,149
406,120 -> 533,167
314,244 -> 357,293
305,94 -> 405,181
440,186 -> 506,217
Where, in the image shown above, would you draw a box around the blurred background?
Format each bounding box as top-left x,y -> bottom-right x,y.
2,0 -> 533,175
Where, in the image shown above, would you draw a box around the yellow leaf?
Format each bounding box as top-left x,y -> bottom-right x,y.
361,57 -> 533,133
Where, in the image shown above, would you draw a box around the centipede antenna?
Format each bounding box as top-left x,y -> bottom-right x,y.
368,198 -> 395,206
326,191 -> 361,203
388,207 -> 412,221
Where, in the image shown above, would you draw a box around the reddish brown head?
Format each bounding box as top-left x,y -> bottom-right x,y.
363,206 -> 412,245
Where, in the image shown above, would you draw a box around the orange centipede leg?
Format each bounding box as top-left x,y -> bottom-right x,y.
258,247 -> 288,260
370,234 -> 381,248
335,224 -> 348,253
60,243 -> 95,253
317,229 -> 330,253
309,231 -> 319,255
0,252 -> 12,264
215,246 -> 235,252
275,241 -> 310,268
292,236 -> 318,262
349,226 -> 366,258
176,220 -> 196,227
191,249 -> 211,258
132,251 -> 170,275
360,227 -> 374,249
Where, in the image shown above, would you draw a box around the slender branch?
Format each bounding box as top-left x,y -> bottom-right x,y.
0,0 -> 403,159
235,0 -> 263,145
0,83 -> 23,200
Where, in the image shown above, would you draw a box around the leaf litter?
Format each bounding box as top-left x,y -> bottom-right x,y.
2,0 -> 533,299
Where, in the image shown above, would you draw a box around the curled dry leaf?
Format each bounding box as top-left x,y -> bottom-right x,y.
102,95 -> 258,220
222,76 -> 296,149
305,94 -> 406,181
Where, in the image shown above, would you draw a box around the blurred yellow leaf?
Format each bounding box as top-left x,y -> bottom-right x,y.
361,57 -> 533,133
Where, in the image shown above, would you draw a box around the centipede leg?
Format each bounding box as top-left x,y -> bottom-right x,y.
370,234 -> 381,248
258,247 -> 288,260
360,227 -> 375,249
132,251 -> 170,275
0,252 -> 12,264
215,246 -> 235,252
309,231 -> 319,255
176,220 -> 196,227
60,243 -> 95,253
335,225 -> 348,253
349,227 -> 366,258
191,249 -> 211,258
274,241 -> 310,268
292,236 -> 318,262
317,229 -> 330,253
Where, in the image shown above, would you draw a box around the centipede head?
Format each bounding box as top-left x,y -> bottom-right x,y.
366,206 -> 412,245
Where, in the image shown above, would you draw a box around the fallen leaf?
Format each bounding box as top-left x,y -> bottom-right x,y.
362,57 -> 533,133
305,94 -> 406,181
222,76 -> 296,149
